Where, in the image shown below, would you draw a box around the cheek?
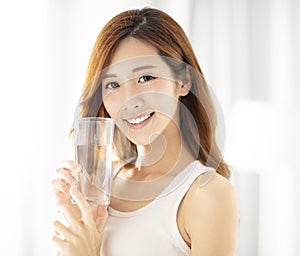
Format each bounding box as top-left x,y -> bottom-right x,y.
155,96 -> 179,121
103,94 -> 121,118
148,86 -> 180,116
152,81 -> 180,101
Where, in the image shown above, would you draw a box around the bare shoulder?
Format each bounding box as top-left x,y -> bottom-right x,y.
189,171 -> 237,202
181,171 -> 238,222
180,171 -> 239,255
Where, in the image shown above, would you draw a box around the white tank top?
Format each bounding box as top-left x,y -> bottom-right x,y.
101,160 -> 214,256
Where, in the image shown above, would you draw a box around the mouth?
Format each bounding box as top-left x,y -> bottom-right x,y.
125,112 -> 155,129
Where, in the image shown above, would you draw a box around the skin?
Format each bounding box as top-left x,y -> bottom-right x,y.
52,37 -> 239,255
52,161 -> 108,256
102,37 -> 192,178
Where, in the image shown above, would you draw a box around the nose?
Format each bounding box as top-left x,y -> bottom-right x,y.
121,80 -> 144,113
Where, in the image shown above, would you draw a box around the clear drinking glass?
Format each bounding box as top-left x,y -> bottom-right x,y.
74,117 -> 114,205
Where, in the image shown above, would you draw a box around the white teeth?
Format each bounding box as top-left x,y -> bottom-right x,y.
128,114 -> 151,124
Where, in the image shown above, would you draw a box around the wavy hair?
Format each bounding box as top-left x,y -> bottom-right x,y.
76,7 -> 231,179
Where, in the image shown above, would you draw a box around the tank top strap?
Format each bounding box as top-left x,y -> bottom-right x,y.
158,160 -> 215,199
160,161 -> 216,255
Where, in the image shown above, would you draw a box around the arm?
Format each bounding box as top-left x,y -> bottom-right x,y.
183,173 -> 239,256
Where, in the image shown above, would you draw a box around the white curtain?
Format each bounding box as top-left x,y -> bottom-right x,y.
188,0 -> 299,255
0,0 -> 298,255
191,0 -> 300,256
188,1 -> 299,255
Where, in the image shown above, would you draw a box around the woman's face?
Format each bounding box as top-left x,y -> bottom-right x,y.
102,37 -> 188,145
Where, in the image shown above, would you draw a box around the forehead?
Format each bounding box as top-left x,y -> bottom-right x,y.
102,55 -> 173,80
110,37 -> 159,65
101,37 -> 181,80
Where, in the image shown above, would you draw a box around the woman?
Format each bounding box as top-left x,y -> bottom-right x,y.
52,7 -> 239,256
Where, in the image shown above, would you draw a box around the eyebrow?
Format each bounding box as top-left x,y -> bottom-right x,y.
102,65 -> 157,79
132,65 -> 157,73
102,73 -> 117,79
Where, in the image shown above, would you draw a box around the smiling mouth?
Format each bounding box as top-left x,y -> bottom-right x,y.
126,112 -> 155,127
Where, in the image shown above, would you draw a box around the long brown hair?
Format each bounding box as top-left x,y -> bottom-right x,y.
77,7 -> 231,179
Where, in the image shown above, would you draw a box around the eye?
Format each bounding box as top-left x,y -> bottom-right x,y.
138,75 -> 157,83
105,81 -> 119,89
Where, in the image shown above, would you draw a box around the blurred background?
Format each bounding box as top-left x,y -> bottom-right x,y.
0,0 -> 299,255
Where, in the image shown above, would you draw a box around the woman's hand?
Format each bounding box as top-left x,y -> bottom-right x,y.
52,160 -> 108,256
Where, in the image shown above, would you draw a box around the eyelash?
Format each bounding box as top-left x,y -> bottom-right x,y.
104,75 -> 157,89
105,81 -> 119,89
138,75 -> 157,83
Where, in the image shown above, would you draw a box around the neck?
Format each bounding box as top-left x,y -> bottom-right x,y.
111,121 -> 197,201
133,121 -> 195,180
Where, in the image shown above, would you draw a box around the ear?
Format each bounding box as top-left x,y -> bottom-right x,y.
178,65 -> 192,97
178,82 -> 190,96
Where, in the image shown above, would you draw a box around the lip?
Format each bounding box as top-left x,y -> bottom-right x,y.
124,112 -> 155,129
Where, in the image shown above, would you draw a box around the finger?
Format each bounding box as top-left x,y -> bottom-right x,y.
70,186 -> 93,225
52,179 -> 71,194
61,160 -> 82,177
53,220 -> 73,239
95,205 -> 108,232
56,167 -> 78,185
52,235 -> 67,252
59,204 -> 81,229
52,180 -> 72,205
61,159 -> 77,169
65,160 -> 83,182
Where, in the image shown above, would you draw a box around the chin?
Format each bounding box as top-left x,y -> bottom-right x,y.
127,132 -> 161,146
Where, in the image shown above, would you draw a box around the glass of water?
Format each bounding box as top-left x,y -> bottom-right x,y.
74,117 -> 114,205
